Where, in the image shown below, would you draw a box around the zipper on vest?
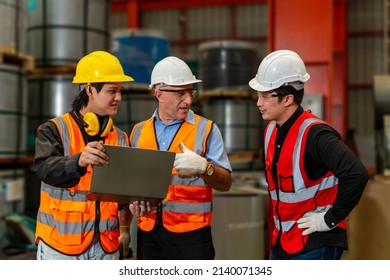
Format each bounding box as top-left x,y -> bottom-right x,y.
94,201 -> 101,238
156,203 -> 163,225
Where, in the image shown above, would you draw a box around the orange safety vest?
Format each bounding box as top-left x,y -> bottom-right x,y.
35,113 -> 128,255
264,111 -> 347,255
130,114 -> 213,233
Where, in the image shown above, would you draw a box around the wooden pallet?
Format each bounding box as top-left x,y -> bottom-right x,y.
122,83 -> 151,93
0,47 -> 35,71
27,63 -> 77,77
228,150 -> 262,163
0,156 -> 34,170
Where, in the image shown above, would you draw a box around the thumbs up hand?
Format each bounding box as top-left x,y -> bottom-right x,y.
173,142 -> 207,176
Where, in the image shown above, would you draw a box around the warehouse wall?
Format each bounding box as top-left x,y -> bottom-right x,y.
348,0 -> 383,172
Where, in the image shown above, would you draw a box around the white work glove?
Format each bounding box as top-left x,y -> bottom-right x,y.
119,226 -> 131,259
174,142 -> 207,176
297,212 -> 332,235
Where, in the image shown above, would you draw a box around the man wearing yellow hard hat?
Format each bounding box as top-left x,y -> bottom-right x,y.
33,51 -> 134,260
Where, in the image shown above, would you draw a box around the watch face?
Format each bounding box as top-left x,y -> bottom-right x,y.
206,164 -> 214,176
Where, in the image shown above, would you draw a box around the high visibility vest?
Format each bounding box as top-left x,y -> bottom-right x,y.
130,114 -> 213,233
35,113 -> 128,255
264,111 -> 347,254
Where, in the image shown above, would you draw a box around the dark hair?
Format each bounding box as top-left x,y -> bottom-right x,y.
72,83 -> 105,111
275,85 -> 304,105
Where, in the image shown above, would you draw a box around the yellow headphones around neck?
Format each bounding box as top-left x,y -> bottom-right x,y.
83,112 -> 113,137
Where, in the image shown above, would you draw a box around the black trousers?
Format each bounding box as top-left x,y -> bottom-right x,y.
137,224 -> 215,260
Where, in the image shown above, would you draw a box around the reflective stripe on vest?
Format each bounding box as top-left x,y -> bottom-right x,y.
130,115 -> 213,232
35,113 -> 127,255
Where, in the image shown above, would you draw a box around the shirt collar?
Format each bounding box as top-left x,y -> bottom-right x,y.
152,109 -> 196,126
277,106 -> 303,132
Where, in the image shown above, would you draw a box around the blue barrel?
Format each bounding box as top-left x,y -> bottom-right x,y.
111,29 -> 170,86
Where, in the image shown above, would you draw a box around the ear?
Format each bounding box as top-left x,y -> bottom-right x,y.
284,94 -> 295,106
155,90 -> 163,101
86,84 -> 94,97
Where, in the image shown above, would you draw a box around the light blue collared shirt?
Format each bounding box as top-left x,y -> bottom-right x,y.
151,109 -> 232,172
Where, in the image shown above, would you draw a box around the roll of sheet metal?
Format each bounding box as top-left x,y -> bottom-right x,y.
0,64 -> 27,158
198,40 -> 259,91
0,0 -> 27,53
114,93 -> 158,134
202,98 -> 262,153
27,74 -> 74,154
26,0 -> 110,66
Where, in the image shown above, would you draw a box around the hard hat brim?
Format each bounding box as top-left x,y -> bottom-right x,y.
150,78 -> 202,88
72,75 -> 134,84
249,77 -> 270,92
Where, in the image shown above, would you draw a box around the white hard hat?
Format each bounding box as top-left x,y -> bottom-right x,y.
249,50 -> 310,92
150,56 -> 201,87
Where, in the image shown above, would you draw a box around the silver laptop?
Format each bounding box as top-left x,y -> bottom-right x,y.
87,144 -> 175,206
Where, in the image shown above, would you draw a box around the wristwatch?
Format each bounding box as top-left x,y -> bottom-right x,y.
203,163 -> 214,176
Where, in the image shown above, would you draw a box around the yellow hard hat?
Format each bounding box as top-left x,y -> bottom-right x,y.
72,51 -> 134,84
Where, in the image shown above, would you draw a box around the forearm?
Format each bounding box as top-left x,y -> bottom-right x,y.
201,164 -> 232,192
118,208 -> 133,259
34,154 -> 86,188
312,127 -> 369,225
119,208 -> 133,227
325,162 -> 369,225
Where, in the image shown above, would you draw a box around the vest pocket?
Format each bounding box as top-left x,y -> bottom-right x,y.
173,185 -> 207,199
48,201 -> 87,245
279,175 -> 294,192
280,225 -> 308,254
166,186 -> 209,223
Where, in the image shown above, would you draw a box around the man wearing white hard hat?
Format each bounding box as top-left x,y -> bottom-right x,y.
129,56 -> 232,260
250,49 -> 369,260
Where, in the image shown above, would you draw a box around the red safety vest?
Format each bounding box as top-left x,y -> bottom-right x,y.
35,113 -> 128,255
264,111 -> 347,254
130,114 -> 213,233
